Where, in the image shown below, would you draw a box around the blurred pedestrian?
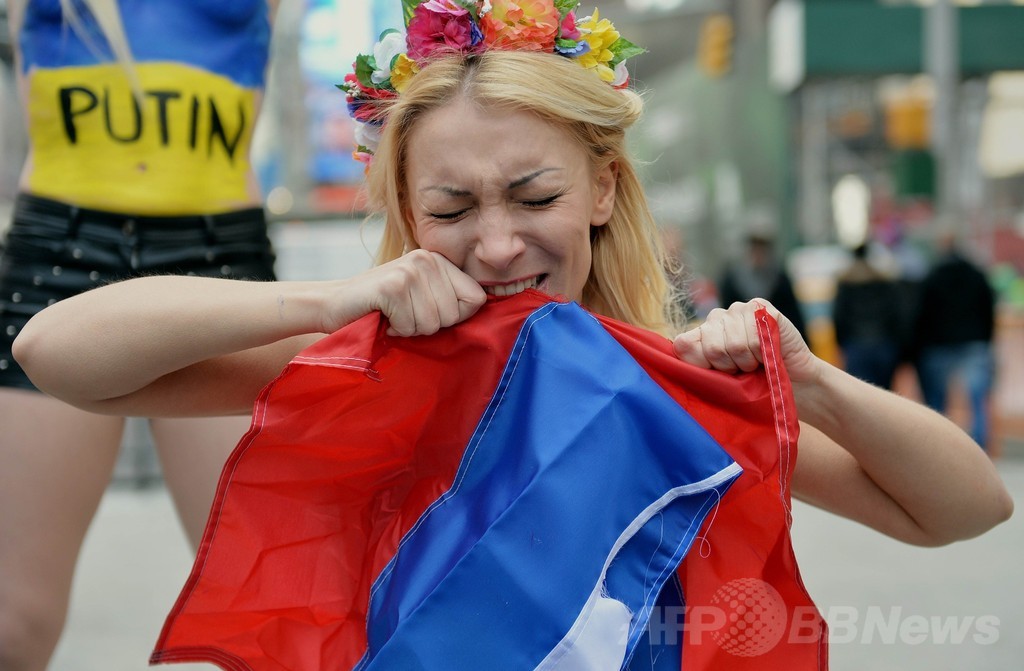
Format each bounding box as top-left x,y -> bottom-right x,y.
718,213 -> 808,341
913,233 -> 997,449
0,2 -> 278,669
832,242 -> 905,389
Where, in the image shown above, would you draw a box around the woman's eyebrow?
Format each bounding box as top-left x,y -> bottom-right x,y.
419,167 -> 564,196
420,185 -> 471,197
509,168 -> 561,189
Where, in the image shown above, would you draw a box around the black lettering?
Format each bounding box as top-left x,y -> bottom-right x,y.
145,90 -> 181,145
207,97 -> 246,162
189,96 -> 200,150
103,87 -> 142,143
59,86 -> 99,144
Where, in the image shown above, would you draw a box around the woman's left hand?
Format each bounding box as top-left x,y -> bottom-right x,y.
672,299 -> 821,388
674,298 -> 1014,546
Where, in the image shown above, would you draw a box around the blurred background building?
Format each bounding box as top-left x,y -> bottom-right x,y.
2,0 -> 1024,465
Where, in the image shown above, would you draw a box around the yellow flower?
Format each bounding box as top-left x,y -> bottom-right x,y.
390,53 -> 420,93
576,9 -> 619,82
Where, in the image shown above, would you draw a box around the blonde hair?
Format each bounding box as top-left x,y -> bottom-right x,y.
364,51 -> 682,335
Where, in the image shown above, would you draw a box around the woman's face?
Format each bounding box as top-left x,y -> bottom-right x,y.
403,98 -> 616,302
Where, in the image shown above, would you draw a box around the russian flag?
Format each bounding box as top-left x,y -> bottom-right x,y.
150,291 -> 825,670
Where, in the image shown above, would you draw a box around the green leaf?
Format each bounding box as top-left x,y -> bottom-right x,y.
454,0 -> 480,21
402,0 -> 423,27
554,0 -> 578,18
608,36 -> 645,66
354,53 -> 377,89
556,37 -> 580,50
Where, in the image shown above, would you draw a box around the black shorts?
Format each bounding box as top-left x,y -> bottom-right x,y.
0,193 -> 277,391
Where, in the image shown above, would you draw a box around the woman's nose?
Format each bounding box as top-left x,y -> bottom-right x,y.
473,212 -> 526,270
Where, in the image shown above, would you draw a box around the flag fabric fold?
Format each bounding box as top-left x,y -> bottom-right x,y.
150,290 -> 825,671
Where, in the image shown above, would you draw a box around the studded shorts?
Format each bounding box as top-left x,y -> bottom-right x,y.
0,193 -> 277,391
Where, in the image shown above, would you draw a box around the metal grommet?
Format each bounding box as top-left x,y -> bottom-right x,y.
46,299 -> 56,306
122,219 -> 136,236
52,265 -> 63,276
0,359 -> 8,370
33,275 -> 44,286
187,271 -> 196,276
11,292 -> 21,303
220,265 -> 231,275
5,325 -> 15,336
205,251 -> 216,263
89,271 -> 101,281
72,248 -> 84,259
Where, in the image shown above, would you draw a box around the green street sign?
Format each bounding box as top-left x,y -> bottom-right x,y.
770,1 -> 1024,90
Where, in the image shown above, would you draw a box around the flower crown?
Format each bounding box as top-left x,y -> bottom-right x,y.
339,0 -> 644,165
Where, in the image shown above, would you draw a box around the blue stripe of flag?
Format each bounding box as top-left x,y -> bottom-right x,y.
358,302 -> 740,670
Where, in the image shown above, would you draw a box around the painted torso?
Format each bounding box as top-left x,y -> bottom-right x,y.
16,0 -> 273,214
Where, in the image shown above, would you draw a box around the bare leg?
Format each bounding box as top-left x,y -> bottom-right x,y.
150,416 -> 252,549
0,390 -> 124,671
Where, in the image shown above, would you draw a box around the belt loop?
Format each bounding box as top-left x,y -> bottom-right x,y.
202,214 -> 217,245
67,205 -> 82,239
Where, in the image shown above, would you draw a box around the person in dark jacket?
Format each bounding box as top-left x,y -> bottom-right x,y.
913,235 -> 997,449
719,229 -> 808,342
832,243 -> 905,389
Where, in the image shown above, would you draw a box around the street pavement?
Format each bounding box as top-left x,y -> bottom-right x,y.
50,458 -> 1023,671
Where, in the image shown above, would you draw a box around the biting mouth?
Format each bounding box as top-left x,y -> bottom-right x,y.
482,274 -> 547,297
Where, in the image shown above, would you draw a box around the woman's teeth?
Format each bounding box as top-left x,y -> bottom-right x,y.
486,276 -> 540,296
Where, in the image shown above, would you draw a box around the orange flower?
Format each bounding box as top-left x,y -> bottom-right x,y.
480,0 -> 560,52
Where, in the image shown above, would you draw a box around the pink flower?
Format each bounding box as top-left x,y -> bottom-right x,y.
559,10 -> 581,41
407,1 -> 483,61
480,0 -> 560,52
421,0 -> 469,15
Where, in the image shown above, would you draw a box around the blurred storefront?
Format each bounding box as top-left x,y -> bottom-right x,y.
624,0 -> 1024,452
768,0 -> 1024,454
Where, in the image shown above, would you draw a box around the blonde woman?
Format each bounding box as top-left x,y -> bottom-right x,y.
13,3 -> 1013,668
0,2 -> 278,668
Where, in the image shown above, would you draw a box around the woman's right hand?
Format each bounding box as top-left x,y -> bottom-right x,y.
325,250 -> 487,336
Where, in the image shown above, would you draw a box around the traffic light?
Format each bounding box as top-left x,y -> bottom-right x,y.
698,14 -> 734,78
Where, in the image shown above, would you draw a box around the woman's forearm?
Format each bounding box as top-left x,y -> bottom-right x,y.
15,252 -> 487,416
14,275 -> 334,405
794,363 -> 1014,545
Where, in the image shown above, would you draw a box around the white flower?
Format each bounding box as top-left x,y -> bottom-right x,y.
371,30 -> 406,85
354,122 -> 382,153
612,61 -> 629,87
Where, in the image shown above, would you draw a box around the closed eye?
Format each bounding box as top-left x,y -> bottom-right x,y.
429,209 -> 469,221
521,194 -> 561,208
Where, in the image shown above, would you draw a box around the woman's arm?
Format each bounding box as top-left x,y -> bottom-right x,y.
14,250 -> 486,417
15,275 -> 333,416
673,299 -> 1013,546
